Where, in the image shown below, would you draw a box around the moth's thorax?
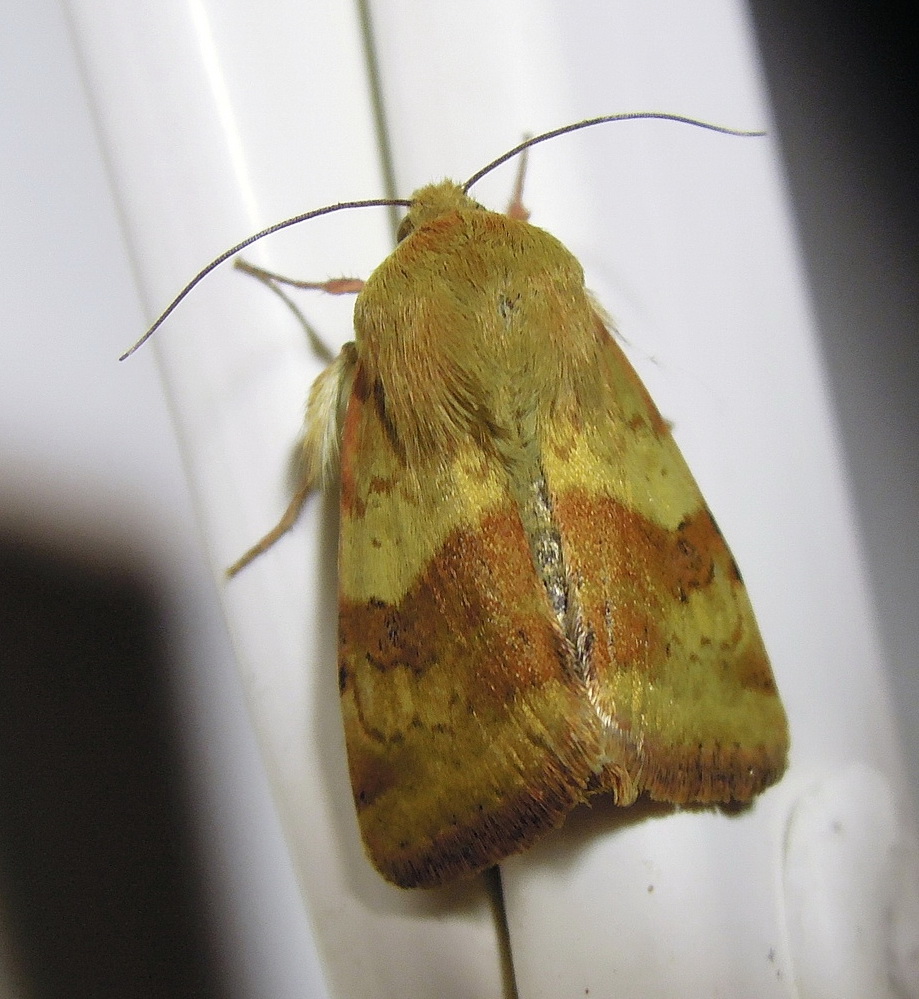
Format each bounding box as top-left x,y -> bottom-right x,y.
353,189 -> 605,458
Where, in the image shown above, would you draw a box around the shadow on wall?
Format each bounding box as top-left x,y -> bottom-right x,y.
0,525 -> 228,999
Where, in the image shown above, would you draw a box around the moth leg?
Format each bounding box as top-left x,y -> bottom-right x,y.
234,258 -> 364,294
226,470 -> 314,578
226,343 -> 357,577
505,140 -> 531,221
235,258 -> 364,362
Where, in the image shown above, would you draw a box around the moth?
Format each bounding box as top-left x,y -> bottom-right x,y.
127,114 -> 789,889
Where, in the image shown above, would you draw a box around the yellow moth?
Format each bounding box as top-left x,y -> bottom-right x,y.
127,114 -> 789,889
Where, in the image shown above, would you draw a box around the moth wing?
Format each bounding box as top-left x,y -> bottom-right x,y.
336,365 -> 602,888
543,317 -> 789,806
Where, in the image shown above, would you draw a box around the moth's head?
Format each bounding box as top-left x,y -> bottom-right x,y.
397,181 -> 485,242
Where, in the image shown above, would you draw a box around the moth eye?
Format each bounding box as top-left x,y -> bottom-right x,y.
396,215 -> 415,242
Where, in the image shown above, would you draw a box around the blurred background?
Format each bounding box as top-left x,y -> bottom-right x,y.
0,3 -> 916,997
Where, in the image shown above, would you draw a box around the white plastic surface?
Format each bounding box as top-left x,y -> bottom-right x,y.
2,3 -> 327,996
61,1 -> 918,997
783,764 -> 919,999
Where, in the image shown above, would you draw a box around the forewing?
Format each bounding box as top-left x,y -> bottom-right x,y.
542,317 -> 789,806
337,364 -> 603,888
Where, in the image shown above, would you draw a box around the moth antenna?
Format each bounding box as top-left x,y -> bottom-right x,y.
462,111 -> 765,193
120,197 -> 411,360
124,112 -> 764,360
